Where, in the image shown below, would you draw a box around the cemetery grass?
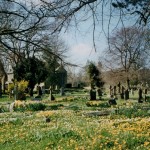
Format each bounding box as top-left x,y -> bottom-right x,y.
0,95 -> 150,150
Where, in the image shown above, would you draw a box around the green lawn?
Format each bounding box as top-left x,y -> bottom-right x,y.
0,91 -> 150,150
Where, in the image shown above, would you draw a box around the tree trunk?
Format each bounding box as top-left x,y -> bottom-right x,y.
127,78 -> 130,89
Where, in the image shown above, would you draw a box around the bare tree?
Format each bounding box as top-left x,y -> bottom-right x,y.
112,0 -> 150,25
103,26 -> 150,88
0,0 -> 149,53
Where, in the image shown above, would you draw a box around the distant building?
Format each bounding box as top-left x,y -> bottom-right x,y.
6,65 -> 14,84
55,65 -> 67,88
44,64 -> 67,89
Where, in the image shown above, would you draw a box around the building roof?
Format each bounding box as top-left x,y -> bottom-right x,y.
56,65 -> 67,73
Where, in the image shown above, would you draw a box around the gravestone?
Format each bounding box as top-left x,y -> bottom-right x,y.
138,88 -> 143,103
125,89 -> 129,100
37,86 -> 42,96
117,82 -> 121,94
108,95 -> 117,105
14,85 -> 18,100
49,86 -> 55,101
130,88 -> 134,95
113,86 -> 117,96
90,89 -> 96,100
120,86 -> 125,99
60,87 -> 65,96
144,88 -> 148,102
145,88 -> 147,95
109,85 -> 112,96
97,88 -> 102,100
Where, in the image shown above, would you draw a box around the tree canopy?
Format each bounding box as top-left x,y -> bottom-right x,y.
13,57 -> 48,96
0,0 -> 149,52
86,61 -> 103,89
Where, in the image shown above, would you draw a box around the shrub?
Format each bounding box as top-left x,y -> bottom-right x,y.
8,80 -> 28,100
50,104 -> 64,110
14,101 -> 46,112
26,103 -> 46,111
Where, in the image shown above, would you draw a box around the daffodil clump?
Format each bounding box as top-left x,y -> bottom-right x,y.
36,110 -> 55,118
86,101 -> 110,108
14,100 -> 26,108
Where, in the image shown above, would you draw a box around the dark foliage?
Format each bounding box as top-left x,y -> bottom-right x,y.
13,57 -> 48,96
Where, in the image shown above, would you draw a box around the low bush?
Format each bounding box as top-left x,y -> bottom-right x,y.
14,101 -> 46,112
26,103 -> 46,111
46,104 -> 64,110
